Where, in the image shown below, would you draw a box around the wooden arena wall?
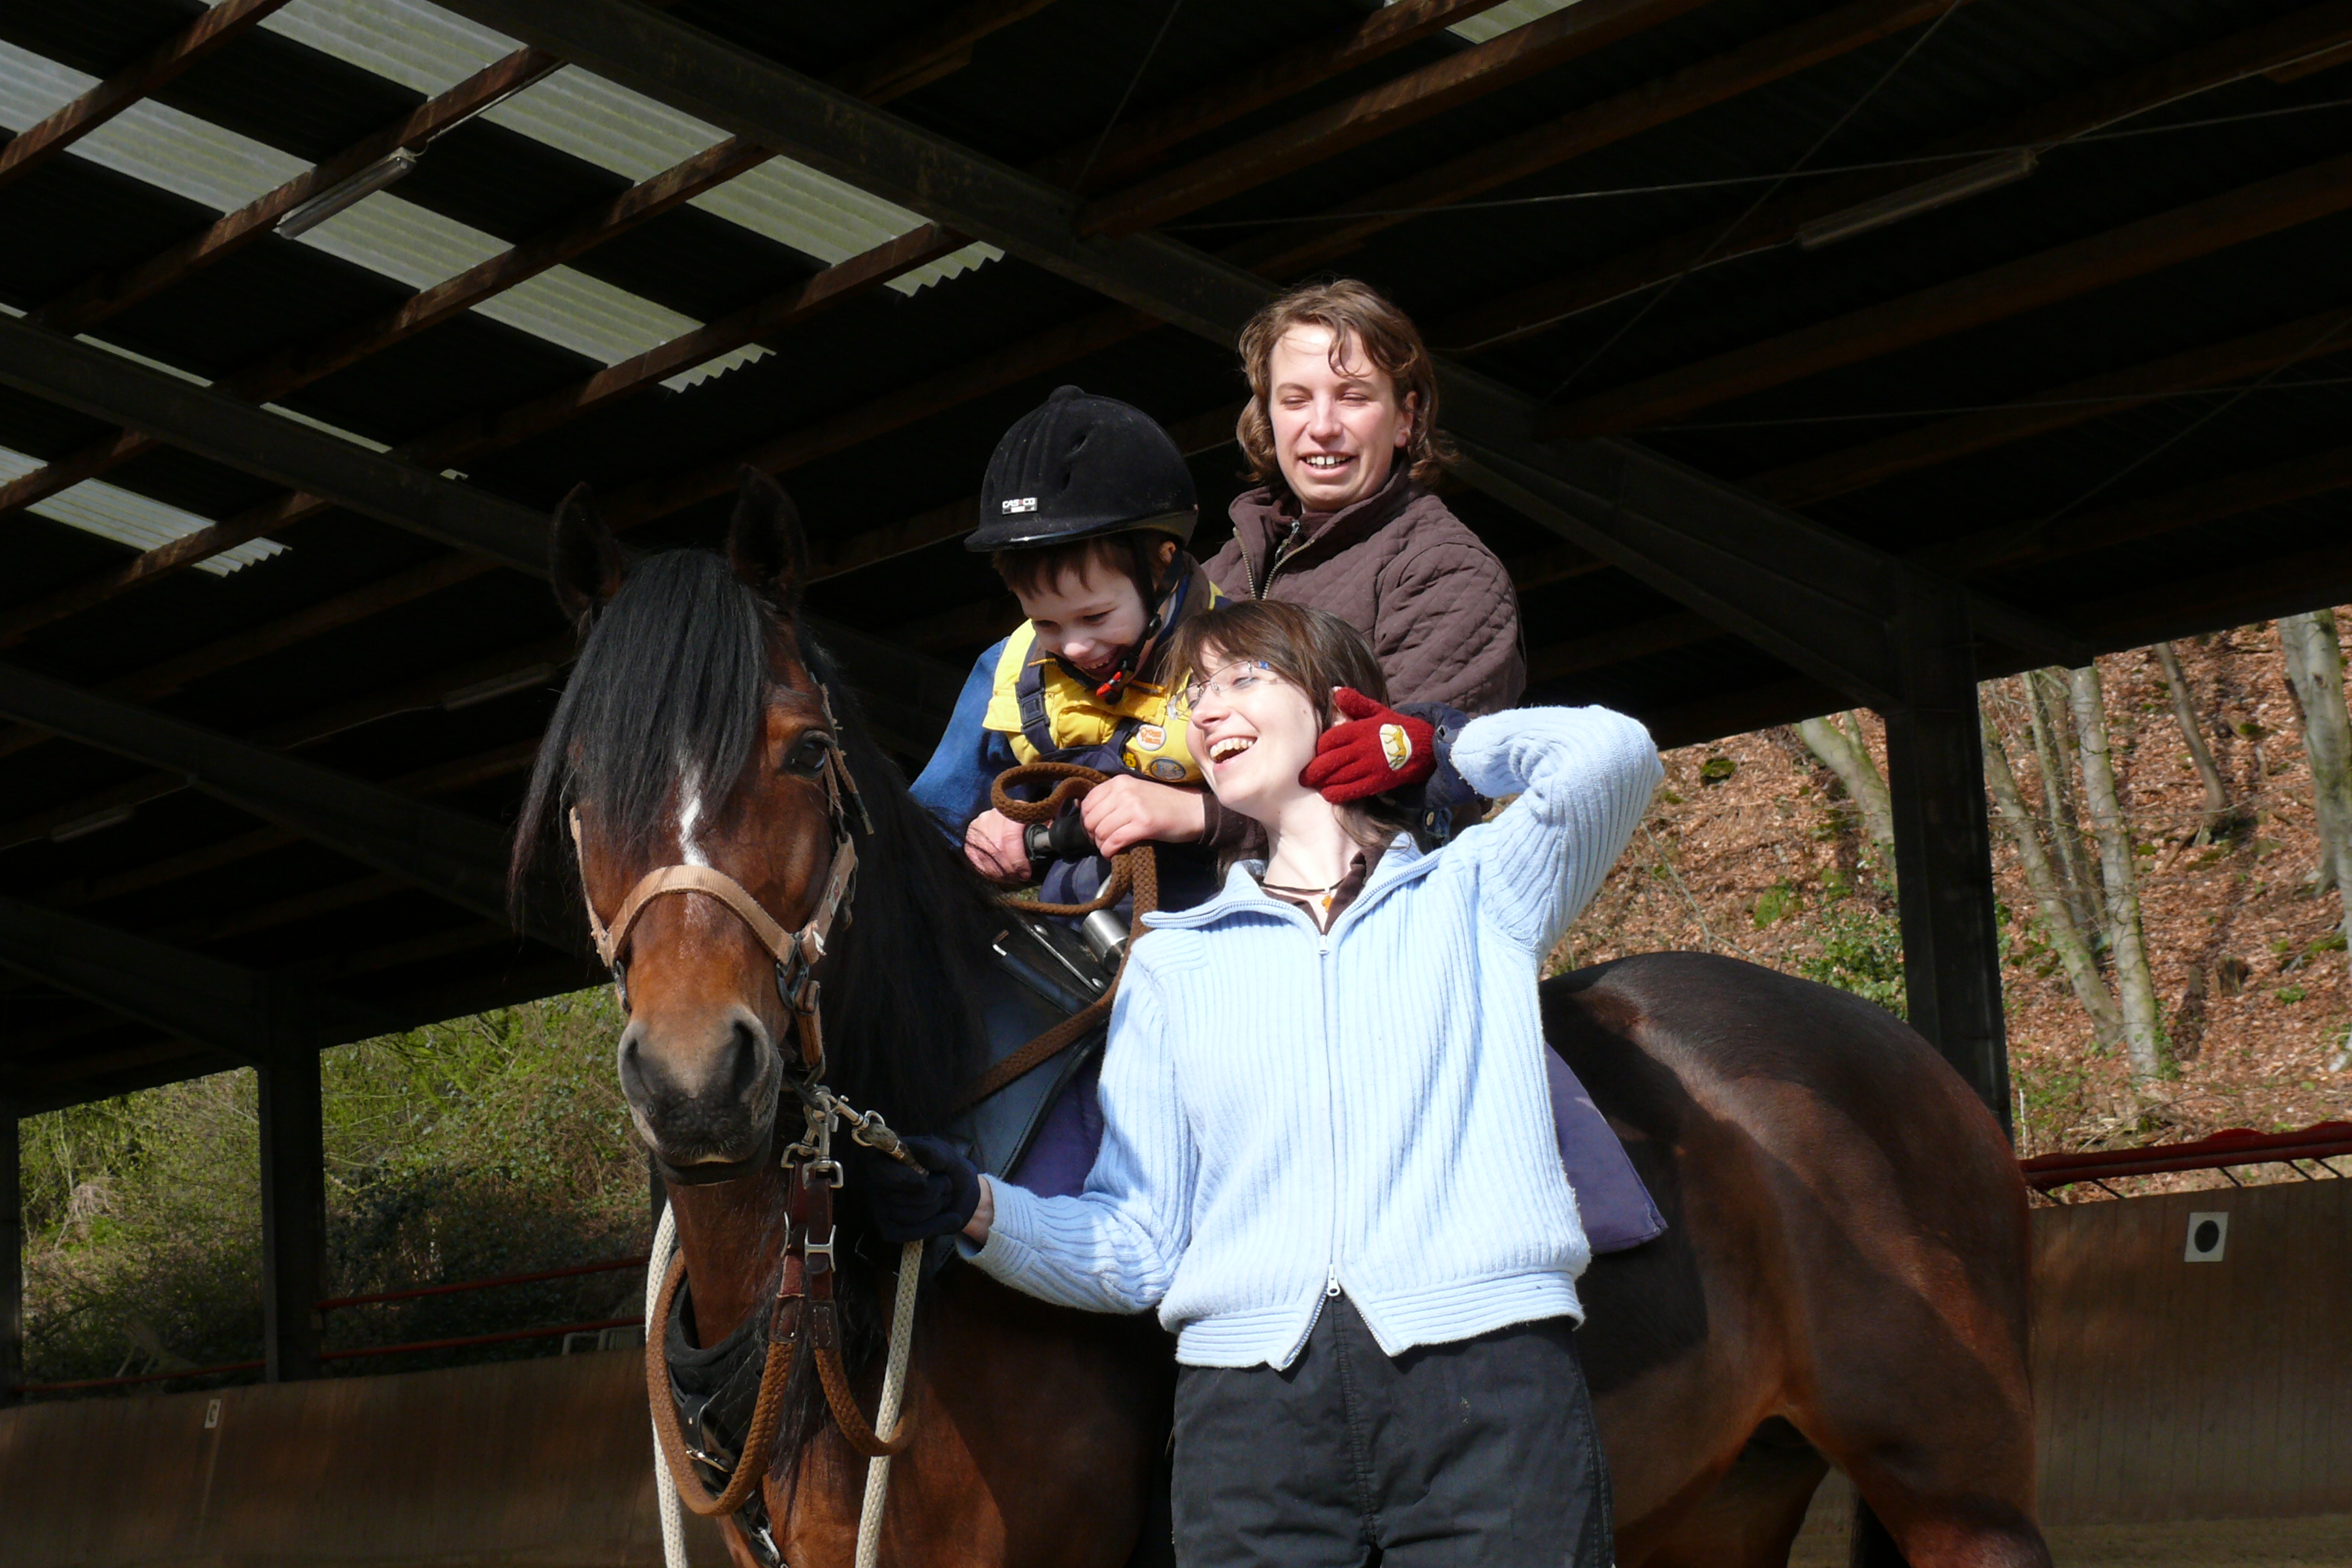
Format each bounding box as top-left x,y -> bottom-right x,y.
0,1347 -> 732,1566
2031,1175 -> 2352,1526
1,1180 -> 2344,1562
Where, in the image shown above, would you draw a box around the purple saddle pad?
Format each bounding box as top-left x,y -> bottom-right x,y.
1010,1049 -> 1667,1254
1544,1049 -> 1666,1253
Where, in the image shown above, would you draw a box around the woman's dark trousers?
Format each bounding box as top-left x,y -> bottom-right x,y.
1171,1294 -> 1613,1568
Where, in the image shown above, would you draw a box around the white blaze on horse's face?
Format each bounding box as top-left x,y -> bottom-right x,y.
675,769 -> 710,868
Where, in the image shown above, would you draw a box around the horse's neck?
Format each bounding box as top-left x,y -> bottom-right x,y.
667,1163 -> 792,1345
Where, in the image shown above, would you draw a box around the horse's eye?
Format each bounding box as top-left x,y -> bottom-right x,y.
786,734 -> 832,776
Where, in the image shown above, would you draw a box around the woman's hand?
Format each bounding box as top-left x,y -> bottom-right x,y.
963,808 -> 1032,883
963,1178 -> 994,1245
1081,776 -> 1207,857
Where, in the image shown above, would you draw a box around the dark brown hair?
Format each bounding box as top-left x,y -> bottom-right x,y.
1168,599 -> 1418,856
1235,279 -> 1455,497
990,533 -> 1176,604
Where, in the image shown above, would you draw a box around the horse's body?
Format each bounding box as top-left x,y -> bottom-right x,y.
523,473 -> 2050,1568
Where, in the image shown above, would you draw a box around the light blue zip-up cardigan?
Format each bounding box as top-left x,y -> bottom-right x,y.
970,706 -> 1663,1368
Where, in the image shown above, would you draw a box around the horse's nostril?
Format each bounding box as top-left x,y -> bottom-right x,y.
725,1017 -> 766,1102
616,1026 -> 652,1105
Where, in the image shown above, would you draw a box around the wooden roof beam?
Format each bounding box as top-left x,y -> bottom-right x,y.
1229,0 -> 1962,278
1036,0 -> 1514,191
0,659 -> 570,949
0,892 -> 384,1068
0,0 -> 1030,527
1543,147 -> 2352,437
1076,0 -> 1714,238
830,0 -> 1065,104
1746,304 -> 2352,504
1437,0 -> 2352,353
0,223 -> 957,651
0,0 -> 295,193
0,136 -> 775,526
28,47 -> 563,338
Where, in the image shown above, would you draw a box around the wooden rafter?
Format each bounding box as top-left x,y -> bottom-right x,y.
1543,148 -> 2352,438
0,137 -> 774,525
0,225 -> 959,646
1228,0 -> 1962,278
1038,0 -> 1514,190
1076,0 -> 1714,238
1746,304 -> 2352,504
829,0 -> 1066,103
1436,0 -> 2352,353
29,48 -> 563,338
0,0 -> 296,192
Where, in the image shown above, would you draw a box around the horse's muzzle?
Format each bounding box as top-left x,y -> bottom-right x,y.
619,1005 -> 783,1177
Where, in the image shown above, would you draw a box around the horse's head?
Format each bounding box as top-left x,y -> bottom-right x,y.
522,469 -> 853,1182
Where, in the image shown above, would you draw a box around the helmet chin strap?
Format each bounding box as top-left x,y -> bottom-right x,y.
1059,565 -> 1192,702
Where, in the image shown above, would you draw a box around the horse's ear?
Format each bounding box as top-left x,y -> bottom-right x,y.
551,482 -> 623,626
727,466 -> 809,615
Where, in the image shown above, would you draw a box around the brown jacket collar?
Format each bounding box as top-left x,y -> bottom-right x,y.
1226,464 -> 1416,593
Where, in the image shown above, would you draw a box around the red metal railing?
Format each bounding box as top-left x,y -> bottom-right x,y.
2021,1119 -> 2352,1196
10,1253 -> 651,1396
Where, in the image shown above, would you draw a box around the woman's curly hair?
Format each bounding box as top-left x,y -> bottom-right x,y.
1235,279 -> 1455,497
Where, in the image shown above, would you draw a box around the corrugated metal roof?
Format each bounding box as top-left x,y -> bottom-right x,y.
220,0 -> 1002,292
0,444 -> 282,574
0,37 -> 764,388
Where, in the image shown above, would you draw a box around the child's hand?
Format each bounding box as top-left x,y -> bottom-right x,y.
964,808 -> 1032,883
1081,776 -> 1207,857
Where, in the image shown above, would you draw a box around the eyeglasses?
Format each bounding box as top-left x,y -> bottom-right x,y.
1179,659 -> 1276,711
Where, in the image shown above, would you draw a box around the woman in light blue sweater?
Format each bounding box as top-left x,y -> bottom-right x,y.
861,600 -> 1660,1568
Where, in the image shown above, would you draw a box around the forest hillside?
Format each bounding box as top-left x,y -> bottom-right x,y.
1559,615 -> 2352,1154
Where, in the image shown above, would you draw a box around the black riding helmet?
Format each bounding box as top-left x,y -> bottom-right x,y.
968,385 -> 1198,552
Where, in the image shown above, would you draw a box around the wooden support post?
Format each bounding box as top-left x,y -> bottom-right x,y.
1,1100 -> 21,1406
259,1049 -> 325,1383
1882,580 -> 2012,1134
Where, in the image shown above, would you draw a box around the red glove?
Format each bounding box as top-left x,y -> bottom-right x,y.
1302,689 -> 1436,802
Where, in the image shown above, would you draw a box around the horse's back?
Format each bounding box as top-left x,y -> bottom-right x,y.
1548,953 -> 2048,1567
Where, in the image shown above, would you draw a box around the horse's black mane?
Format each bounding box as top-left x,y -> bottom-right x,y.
513,546 -> 1003,1135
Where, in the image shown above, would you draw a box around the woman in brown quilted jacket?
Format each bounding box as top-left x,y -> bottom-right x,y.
1200,278 -> 1525,841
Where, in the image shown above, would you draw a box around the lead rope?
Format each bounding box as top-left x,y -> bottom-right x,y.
644,1211 -> 921,1568
649,1203 -> 687,1568
855,1240 -> 924,1568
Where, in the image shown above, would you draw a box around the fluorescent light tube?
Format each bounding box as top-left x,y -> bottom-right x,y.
276,148 -> 420,240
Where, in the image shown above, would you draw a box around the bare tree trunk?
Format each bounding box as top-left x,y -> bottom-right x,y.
1797,713 -> 1895,853
2153,642 -> 2232,841
1983,702 -> 2127,1051
2026,670 -> 2104,940
2068,664 -> 2166,1083
2277,610 -> 2352,1071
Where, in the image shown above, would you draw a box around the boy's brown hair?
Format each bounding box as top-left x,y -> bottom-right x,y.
1168,598 -> 1416,855
989,533 -> 1164,604
1235,279 -> 1454,495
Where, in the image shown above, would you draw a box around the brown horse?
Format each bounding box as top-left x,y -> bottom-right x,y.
515,472 -> 2050,1568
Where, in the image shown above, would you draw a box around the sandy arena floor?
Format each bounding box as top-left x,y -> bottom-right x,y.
1788,1475 -> 2351,1566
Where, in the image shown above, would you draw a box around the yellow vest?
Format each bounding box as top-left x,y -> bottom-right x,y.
981,606 -> 1215,785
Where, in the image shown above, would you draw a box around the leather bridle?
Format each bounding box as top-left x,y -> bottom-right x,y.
568,682 -> 917,1520
570,685 -> 872,1085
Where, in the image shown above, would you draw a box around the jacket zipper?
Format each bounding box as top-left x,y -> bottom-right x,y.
1318,930 -> 1343,1305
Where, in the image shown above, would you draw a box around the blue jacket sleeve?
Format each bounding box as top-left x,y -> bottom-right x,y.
966,961 -> 1192,1314
908,638 -> 1018,838
1450,706 -> 1663,956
